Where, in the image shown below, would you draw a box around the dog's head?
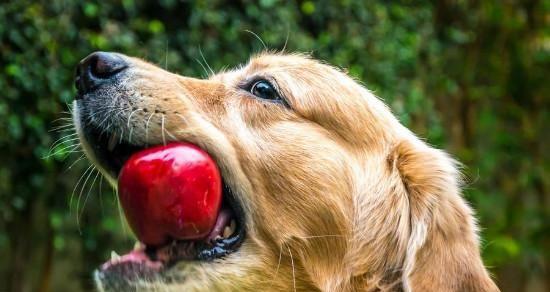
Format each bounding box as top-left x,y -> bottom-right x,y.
73,52 -> 498,291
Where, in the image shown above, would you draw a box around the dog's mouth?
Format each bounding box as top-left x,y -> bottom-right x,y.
78,120 -> 246,282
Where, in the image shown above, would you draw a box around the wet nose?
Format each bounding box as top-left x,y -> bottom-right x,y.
74,51 -> 128,97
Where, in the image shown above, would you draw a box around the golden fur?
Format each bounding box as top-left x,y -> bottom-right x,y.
80,53 -> 499,291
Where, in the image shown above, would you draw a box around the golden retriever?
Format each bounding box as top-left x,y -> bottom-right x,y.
72,51 -> 499,291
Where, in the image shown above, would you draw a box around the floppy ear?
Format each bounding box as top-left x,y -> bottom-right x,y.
389,140 -> 499,292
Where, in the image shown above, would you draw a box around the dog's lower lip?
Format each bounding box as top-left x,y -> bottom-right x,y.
98,204 -> 245,276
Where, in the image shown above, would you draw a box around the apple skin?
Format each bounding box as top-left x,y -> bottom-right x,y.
118,142 -> 222,246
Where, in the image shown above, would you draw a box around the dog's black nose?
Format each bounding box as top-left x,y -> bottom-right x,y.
75,51 -> 127,98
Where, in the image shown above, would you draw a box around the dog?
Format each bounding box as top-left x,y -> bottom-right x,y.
72,51 -> 499,291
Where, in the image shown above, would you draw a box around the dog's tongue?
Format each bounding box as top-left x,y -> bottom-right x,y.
117,142 -> 222,246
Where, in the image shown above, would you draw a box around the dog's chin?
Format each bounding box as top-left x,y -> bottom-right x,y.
72,103 -> 247,290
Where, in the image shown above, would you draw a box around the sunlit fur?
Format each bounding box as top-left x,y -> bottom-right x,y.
76,53 -> 499,291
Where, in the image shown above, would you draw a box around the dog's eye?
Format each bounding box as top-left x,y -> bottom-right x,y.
250,80 -> 280,101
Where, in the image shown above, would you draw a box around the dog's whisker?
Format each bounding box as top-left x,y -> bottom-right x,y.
78,168 -> 101,223
61,144 -> 83,155
98,175 -> 105,215
128,126 -> 135,144
244,29 -> 268,51
70,164 -> 94,233
165,128 -> 177,140
51,117 -> 73,123
43,143 -> 81,159
161,114 -> 167,146
119,128 -> 125,144
114,187 -> 129,235
92,104 -> 126,136
48,132 -> 79,145
172,127 -> 202,137
198,46 -> 214,76
272,245 -> 283,283
47,133 -> 79,153
173,113 -> 197,130
70,164 -> 94,213
53,131 -> 79,139
96,108 -> 116,129
164,38 -> 169,70
194,57 -> 211,79
49,122 -> 75,130
145,113 -> 155,146
64,149 -> 83,155
127,108 -> 141,129
76,165 -> 97,233
282,26 -> 290,53
49,124 -> 75,132
49,136 -> 80,150
287,245 -> 296,292
64,153 -> 86,172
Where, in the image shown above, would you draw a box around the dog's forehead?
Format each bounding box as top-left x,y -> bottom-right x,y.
212,53 -> 323,84
248,53 -> 314,69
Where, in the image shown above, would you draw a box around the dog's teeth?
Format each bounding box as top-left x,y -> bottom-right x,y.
107,133 -> 118,151
223,226 -> 232,238
111,251 -> 120,261
223,219 -> 237,238
133,242 -> 143,251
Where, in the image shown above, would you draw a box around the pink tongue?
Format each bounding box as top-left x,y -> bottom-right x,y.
100,247 -> 162,272
117,143 -> 223,246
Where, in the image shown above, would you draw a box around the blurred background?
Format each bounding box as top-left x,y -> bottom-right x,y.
0,0 -> 548,291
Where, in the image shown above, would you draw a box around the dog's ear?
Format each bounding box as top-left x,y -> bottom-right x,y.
389,140 -> 499,292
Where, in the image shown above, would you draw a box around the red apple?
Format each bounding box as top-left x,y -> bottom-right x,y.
118,142 -> 222,246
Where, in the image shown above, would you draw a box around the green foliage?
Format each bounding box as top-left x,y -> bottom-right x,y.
0,0 -> 547,291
